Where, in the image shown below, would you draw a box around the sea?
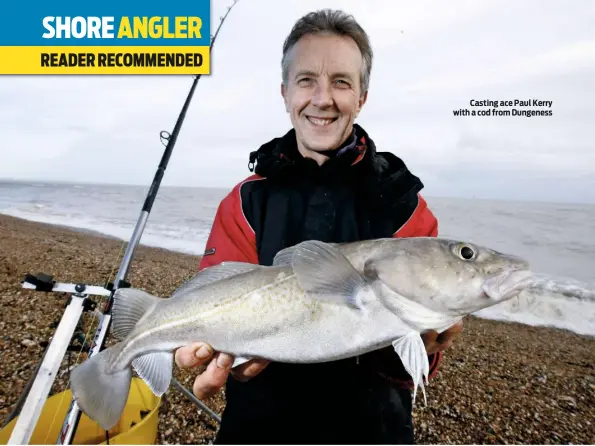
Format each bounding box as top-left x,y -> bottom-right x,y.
0,179 -> 593,337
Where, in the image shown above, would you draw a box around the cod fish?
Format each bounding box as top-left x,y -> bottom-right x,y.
69,237 -> 533,430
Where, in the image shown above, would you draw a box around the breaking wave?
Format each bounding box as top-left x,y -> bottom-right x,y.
474,274 -> 595,336
0,204 -> 210,256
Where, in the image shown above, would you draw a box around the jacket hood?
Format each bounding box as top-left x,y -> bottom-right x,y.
247,123 -> 425,208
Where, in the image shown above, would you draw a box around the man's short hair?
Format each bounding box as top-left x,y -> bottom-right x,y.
281,9 -> 373,95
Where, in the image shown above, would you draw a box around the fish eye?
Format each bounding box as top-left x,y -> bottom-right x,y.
459,245 -> 476,260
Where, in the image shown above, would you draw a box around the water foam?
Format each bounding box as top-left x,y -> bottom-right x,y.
474,275 -> 595,336
1,206 -> 209,256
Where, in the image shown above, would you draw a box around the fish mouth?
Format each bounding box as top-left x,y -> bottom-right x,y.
482,270 -> 534,301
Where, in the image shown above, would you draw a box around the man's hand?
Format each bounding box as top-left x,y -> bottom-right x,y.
421,320 -> 464,355
174,342 -> 270,399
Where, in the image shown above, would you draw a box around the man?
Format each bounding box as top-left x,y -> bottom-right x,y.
175,9 -> 463,444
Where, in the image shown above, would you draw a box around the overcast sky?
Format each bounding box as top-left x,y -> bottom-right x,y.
2,0 -> 594,203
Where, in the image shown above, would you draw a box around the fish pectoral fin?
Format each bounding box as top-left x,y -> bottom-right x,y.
132,351 -> 173,397
292,240 -> 370,309
392,332 -> 430,406
112,288 -> 162,340
171,262 -> 262,298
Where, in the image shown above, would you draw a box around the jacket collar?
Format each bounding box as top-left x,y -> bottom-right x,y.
247,123 -> 425,207
248,123 -> 371,179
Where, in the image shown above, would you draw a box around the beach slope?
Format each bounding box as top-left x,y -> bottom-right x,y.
0,214 -> 593,444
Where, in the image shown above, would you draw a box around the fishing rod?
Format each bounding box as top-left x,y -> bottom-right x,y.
6,2 -> 239,444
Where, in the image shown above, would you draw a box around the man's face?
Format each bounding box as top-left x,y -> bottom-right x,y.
281,32 -> 368,161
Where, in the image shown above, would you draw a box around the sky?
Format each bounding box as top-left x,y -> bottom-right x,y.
1,0 -> 595,203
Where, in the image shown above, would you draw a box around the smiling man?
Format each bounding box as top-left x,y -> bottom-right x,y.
282,30 -> 368,164
175,9 -> 463,445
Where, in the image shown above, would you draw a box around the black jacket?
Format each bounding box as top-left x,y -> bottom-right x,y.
199,124 -> 441,444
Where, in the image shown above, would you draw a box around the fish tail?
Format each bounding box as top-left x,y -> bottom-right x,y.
70,343 -> 131,431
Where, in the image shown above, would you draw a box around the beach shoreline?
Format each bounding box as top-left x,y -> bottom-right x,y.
0,213 -> 593,444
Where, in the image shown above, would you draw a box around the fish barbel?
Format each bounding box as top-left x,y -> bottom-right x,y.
69,237 -> 534,430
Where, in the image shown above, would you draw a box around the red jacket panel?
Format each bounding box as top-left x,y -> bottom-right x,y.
198,175 -> 263,271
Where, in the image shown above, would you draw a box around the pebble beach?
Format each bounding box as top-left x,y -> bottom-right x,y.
0,214 -> 593,445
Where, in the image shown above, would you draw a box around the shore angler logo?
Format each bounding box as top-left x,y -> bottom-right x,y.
0,0 -> 211,74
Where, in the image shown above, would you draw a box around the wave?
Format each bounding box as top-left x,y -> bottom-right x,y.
0,207 -> 210,256
474,275 -> 595,337
531,275 -> 595,302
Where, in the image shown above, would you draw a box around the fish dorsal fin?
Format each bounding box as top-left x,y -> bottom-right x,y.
273,242 -> 340,267
170,262 -> 261,298
272,246 -> 295,267
392,332 -> 430,406
291,240 -> 371,310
